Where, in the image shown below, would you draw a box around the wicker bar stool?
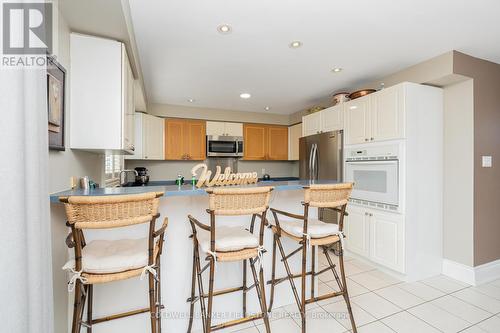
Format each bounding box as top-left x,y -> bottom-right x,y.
267,183 -> 357,333
59,192 -> 168,333
186,186 -> 274,333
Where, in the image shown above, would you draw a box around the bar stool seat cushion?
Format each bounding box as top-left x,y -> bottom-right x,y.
63,238 -> 150,274
278,218 -> 340,238
197,226 -> 259,253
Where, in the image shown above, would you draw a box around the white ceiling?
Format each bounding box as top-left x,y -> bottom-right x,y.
128,0 -> 500,115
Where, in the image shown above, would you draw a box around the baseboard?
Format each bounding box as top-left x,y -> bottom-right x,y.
442,258 -> 500,286
442,259 -> 476,285
475,259 -> 500,285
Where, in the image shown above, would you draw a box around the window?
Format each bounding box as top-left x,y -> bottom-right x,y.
104,154 -> 123,187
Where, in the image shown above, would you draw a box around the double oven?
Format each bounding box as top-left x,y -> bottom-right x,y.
344,142 -> 402,211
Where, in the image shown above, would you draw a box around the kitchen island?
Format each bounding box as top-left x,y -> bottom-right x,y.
51,180 -> 336,333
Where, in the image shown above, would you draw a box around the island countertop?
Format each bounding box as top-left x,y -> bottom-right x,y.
50,179 -> 340,203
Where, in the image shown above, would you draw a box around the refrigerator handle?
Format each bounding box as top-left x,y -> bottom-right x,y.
308,144 -> 314,180
314,143 -> 319,180
310,144 -> 316,181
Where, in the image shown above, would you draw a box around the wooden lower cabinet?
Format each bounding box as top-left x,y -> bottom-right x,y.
164,119 -> 206,160
243,123 -> 288,160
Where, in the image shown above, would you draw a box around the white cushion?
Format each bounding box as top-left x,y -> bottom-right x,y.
278,218 -> 340,238
197,226 -> 259,253
63,238 -> 149,274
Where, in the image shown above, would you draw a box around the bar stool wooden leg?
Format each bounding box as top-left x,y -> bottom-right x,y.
206,258 -> 216,333
187,246 -> 197,333
268,234 -> 277,312
71,281 -> 83,333
149,273 -> 157,333
339,250 -> 357,333
242,259 -> 247,317
311,245 -> 316,301
249,259 -> 271,333
300,241 -> 307,333
156,258 -> 162,332
87,285 -> 93,333
195,248 -> 207,333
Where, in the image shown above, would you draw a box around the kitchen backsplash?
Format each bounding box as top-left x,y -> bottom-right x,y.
125,159 -> 299,181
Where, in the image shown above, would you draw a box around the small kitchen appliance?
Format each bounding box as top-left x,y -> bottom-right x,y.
134,167 -> 150,186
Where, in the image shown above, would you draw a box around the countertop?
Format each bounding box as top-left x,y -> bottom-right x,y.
50,179 -> 339,203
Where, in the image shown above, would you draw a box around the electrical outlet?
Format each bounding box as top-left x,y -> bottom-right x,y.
482,156 -> 492,168
261,168 -> 266,175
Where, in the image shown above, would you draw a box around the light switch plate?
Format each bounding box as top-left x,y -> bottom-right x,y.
482,156 -> 492,168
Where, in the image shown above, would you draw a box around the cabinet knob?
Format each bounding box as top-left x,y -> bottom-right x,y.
365,138 -> 369,142
370,137 -> 374,141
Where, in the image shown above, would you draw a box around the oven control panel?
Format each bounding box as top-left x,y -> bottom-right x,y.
345,143 -> 400,161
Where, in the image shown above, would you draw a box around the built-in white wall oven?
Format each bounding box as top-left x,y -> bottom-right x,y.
207,135 -> 243,157
345,143 -> 402,211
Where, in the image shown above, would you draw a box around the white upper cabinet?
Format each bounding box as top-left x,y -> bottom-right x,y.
70,33 -> 135,153
143,114 -> 164,160
321,105 -> 344,132
288,123 -> 302,161
344,84 -> 406,145
127,113 -> 164,160
302,112 -> 321,136
302,105 -> 343,137
371,85 -> 405,141
344,95 -> 371,144
206,121 -> 243,136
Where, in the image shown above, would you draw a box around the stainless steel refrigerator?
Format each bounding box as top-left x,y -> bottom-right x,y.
299,130 -> 343,223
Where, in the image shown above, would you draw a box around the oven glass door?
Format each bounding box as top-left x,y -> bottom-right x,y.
345,160 -> 399,206
208,140 -> 237,155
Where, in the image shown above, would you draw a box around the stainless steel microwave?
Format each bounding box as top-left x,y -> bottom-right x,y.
206,135 -> 243,157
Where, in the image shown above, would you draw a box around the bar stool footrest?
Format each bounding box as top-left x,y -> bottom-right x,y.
211,313 -> 265,331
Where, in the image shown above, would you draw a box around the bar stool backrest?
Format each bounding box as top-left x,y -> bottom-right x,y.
61,192 -> 163,229
303,183 -> 353,233
207,186 -> 273,216
304,183 -> 353,208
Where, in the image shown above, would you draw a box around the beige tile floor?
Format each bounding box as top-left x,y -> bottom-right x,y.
197,253 -> 500,333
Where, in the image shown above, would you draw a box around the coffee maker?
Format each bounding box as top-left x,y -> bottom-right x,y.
134,167 -> 150,186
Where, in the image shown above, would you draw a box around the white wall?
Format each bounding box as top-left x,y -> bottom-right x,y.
443,79 -> 474,266
49,4 -> 102,193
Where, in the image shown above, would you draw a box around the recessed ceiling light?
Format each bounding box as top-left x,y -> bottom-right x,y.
331,67 -> 343,73
240,93 -> 251,99
289,40 -> 302,48
187,98 -> 195,103
217,24 -> 232,34
264,106 -> 271,111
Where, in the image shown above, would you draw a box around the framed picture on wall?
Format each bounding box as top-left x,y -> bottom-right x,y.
47,56 -> 66,150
